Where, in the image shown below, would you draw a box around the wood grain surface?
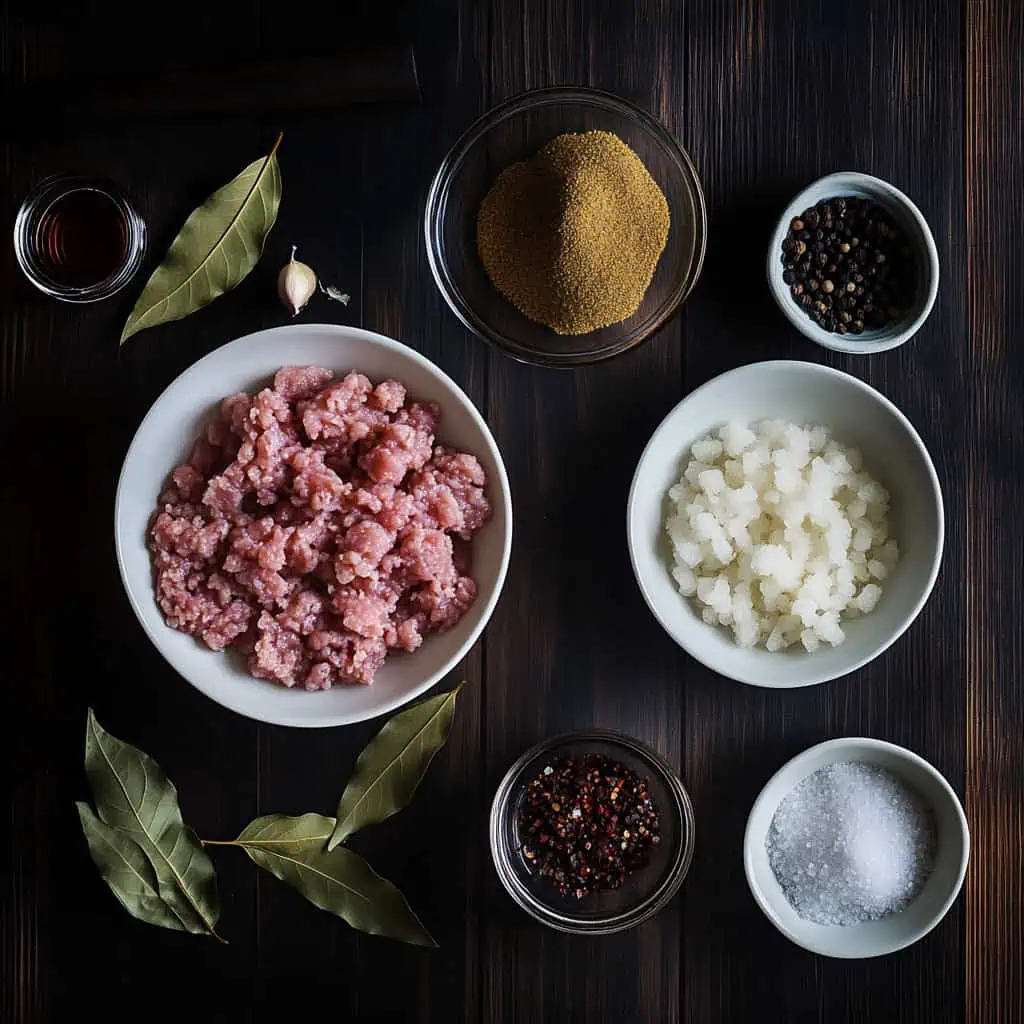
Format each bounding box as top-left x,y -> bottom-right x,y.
965,3 -> 1024,1023
1,1 -> 1020,1022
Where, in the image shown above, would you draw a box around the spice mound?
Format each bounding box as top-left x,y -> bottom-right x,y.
517,754 -> 662,898
477,130 -> 670,335
766,761 -> 936,926
780,197 -> 918,335
149,365 -> 490,690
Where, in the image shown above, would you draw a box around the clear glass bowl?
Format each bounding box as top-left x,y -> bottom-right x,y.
489,729 -> 695,933
13,175 -> 146,302
425,87 -> 707,367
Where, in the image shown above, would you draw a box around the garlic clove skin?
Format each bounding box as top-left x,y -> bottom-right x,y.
278,245 -> 317,317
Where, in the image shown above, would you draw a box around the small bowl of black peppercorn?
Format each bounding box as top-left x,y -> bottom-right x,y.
489,729 -> 695,934
768,172 -> 939,354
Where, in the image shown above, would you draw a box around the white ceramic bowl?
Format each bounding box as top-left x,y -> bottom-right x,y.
626,360 -> 943,688
767,172 -> 940,355
116,323 -> 512,728
744,737 -> 969,958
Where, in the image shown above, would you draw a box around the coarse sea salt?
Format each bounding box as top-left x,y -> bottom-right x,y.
765,761 -> 936,926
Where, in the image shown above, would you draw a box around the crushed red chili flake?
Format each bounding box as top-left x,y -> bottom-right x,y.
517,753 -> 662,898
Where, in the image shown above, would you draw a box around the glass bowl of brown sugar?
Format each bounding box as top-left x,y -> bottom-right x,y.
425,87 -> 707,367
489,729 -> 695,934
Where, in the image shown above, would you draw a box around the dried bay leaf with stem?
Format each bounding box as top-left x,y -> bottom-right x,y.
76,690 -> 459,944
120,132 -> 283,343
220,813 -> 435,947
83,709 -> 223,940
327,683 -> 463,850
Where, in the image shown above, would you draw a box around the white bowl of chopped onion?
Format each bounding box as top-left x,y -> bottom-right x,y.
627,360 -> 943,688
743,737 -> 969,958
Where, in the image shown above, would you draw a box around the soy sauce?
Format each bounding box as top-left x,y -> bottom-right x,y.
33,187 -> 130,288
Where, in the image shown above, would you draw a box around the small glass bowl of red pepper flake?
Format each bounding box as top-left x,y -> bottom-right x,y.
489,730 -> 695,934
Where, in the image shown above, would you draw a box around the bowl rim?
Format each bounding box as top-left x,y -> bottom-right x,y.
626,359 -> 946,688
742,736 -> 970,958
766,171 -> 940,355
114,322 -> 513,728
424,84 -> 708,367
488,728 -> 696,934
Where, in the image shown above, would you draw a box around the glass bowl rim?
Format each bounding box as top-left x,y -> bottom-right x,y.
489,727 -> 696,934
424,85 -> 708,367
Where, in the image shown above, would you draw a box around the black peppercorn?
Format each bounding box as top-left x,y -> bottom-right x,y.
780,197 -> 918,338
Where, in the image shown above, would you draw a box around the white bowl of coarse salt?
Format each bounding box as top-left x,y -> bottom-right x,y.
627,360 -> 943,687
744,738 -> 969,958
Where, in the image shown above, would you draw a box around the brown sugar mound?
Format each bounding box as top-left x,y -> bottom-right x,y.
476,130 -> 670,335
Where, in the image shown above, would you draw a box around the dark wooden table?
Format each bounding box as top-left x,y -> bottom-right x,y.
3,1 -> 1022,1021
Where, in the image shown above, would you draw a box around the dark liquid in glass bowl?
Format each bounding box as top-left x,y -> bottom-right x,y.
33,188 -> 130,288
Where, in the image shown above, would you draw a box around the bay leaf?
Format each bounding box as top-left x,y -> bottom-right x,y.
237,814 -> 436,947
84,709 -> 222,940
120,133 -> 282,343
328,683 -> 463,850
76,801 -> 191,933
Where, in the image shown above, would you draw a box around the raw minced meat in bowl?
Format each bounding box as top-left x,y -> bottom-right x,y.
626,360 -> 943,688
116,324 -> 512,727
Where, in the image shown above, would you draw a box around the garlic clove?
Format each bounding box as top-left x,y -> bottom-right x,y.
278,245 -> 317,317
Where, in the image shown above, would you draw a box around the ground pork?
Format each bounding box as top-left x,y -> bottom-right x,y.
149,366 -> 490,688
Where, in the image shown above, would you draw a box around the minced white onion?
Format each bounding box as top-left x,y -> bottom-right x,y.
665,419 -> 898,651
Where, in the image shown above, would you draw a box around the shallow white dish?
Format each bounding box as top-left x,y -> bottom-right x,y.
626,360 -> 943,688
116,323 -> 512,728
767,172 -> 940,355
744,737 -> 969,958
